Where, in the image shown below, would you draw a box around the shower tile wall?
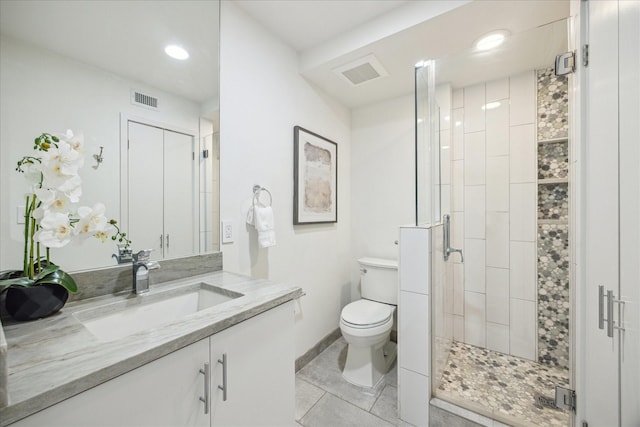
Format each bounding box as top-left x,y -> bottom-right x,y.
536,68 -> 569,369
450,71 -> 538,361
199,131 -> 220,252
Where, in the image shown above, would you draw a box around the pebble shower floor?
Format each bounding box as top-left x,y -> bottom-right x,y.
436,341 -> 570,427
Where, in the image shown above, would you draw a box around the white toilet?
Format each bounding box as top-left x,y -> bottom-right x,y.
340,257 -> 398,388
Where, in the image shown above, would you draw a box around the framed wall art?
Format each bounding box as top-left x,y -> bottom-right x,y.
293,126 -> 338,224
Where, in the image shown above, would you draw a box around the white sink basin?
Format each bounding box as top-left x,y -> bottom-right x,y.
75,283 -> 243,341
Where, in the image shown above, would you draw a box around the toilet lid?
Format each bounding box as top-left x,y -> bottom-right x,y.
341,300 -> 393,328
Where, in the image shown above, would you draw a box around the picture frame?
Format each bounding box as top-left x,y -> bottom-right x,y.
293,126 -> 338,224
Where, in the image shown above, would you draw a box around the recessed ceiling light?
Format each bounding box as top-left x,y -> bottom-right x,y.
475,30 -> 509,51
482,101 -> 502,110
165,44 -> 189,60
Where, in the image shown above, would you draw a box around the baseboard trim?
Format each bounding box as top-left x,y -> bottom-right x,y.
295,328 -> 342,372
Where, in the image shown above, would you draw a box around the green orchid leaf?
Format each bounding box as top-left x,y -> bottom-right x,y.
34,264 -> 60,281
0,277 -> 35,291
0,270 -> 24,280
36,269 -> 78,294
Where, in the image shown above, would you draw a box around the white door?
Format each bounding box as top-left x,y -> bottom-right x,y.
128,121 -> 164,258
163,129 -> 195,258
128,121 -> 196,260
582,1 -> 640,426
618,1 -> 640,424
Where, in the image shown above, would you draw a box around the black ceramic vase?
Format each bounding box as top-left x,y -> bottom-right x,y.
5,284 -> 69,321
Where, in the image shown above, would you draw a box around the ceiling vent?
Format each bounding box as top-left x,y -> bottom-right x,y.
131,90 -> 159,110
333,54 -> 388,86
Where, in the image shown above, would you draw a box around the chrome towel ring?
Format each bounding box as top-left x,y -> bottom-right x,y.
252,185 -> 272,207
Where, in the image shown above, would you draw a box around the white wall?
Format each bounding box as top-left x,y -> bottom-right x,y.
350,94 -> 415,297
219,1 -> 352,359
0,36 -> 201,272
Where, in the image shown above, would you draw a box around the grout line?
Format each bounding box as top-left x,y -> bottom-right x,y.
330,392 -> 396,427
295,381 -> 326,425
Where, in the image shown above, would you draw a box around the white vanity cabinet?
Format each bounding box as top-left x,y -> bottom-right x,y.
209,300 -> 295,426
10,301 -> 295,427
10,338 -> 211,427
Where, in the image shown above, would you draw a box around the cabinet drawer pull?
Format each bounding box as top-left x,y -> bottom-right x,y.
218,353 -> 228,401
199,362 -> 210,414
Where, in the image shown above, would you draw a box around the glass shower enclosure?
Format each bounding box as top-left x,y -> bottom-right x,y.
414,18 -> 574,427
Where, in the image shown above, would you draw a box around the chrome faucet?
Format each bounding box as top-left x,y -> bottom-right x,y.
132,249 -> 160,295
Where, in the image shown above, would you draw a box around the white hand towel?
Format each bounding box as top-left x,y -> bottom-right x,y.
253,205 -> 276,248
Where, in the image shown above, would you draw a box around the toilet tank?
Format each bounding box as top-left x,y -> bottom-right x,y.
358,257 -> 398,305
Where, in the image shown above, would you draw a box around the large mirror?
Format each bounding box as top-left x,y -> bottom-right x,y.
0,1 -> 220,271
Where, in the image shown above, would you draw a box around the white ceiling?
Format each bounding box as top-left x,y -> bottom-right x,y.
234,0 -> 410,51
0,0 -> 219,105
238,0 -> 569,108
0,0 -> 570,110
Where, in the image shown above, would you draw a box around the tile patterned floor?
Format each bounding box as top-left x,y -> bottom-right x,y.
296,337 -> 571,427
295,337 -> 409,427
436,341 -> 570,427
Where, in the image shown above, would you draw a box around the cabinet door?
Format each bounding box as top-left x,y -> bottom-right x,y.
128,121 -> 164,259
11,339 -> 210,427
210,301 -> 295,426
163,129 -> 196,259
583,1 -> 640,426
619,1 -> 640,424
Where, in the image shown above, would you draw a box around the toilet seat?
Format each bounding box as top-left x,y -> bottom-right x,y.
340,300 -> 393,329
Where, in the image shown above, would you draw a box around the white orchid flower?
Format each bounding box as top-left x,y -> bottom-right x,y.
39,140 -> 84,185
56,175 -> 83,203
35,211 -> 73,248
32,189 -> 72,219
75,203 -> 112,241
22,161 -> 44,190
61,129 -> 85,153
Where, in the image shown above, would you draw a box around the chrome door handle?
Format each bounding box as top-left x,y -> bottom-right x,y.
166,234 -> 170,248
199,362 -> 210,414
218,353 -> 228,402
598,285 -> 605,329
607,290 -> 615,337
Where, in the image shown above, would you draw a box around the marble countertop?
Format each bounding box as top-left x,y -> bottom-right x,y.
0,271 -> 303,426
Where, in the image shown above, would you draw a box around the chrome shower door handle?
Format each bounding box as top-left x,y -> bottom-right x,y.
443,214 -> 464,262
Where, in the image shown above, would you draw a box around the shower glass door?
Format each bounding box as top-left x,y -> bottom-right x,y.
428,17 -> 574,427
415,60 -> 441,228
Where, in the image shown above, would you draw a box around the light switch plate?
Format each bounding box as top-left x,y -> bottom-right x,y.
17,206 -> 25,224
221,220 -> 234,243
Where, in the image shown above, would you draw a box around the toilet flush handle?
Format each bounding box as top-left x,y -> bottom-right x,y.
360,268 -> 367,274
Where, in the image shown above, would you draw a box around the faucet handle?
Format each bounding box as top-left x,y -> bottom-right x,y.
133,249 -> 153,262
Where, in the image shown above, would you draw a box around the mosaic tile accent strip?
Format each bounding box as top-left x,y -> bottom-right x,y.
537,68 -> 568,140
537,67 -> 570,371
436,341 -> 570,427
538,183 -> 569,221
538,224 -> 570,369
538,142 -> 569,180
